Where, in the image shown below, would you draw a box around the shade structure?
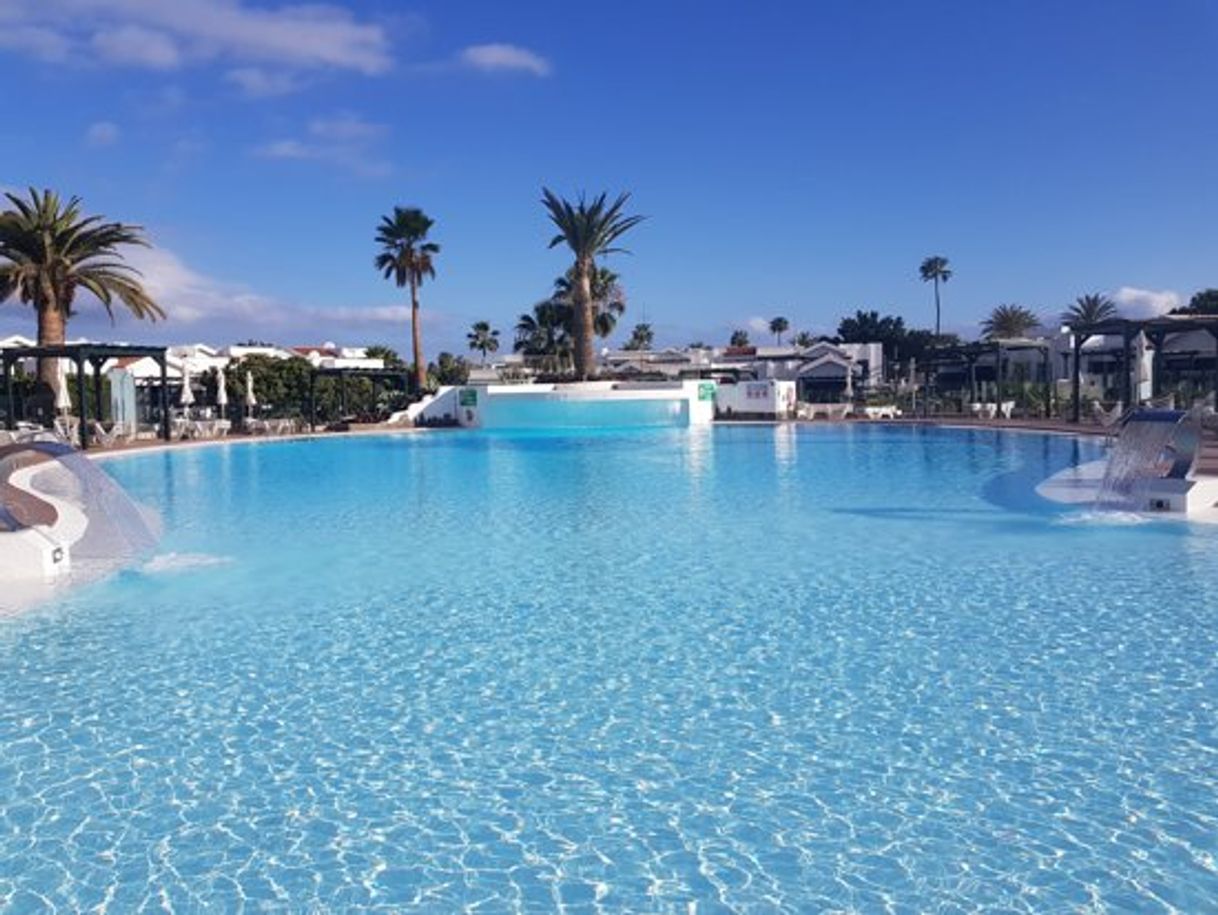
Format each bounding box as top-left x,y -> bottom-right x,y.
245,371 -> 258,408
55,360 -> 72,413
843,362 -> 854,400
216,367 -> 229,409
179,364 -> 195,407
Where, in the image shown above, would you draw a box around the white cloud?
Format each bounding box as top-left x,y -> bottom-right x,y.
0,25 -> 71,61
253,113 -> 390,177
84,120 -> 120,147
0,0 -> 393,74
747,316 -> 771,334
459,43 -> 551,77
91,24 -> 180,68
225,67 -> 302,98
1111,286 -> 1181,318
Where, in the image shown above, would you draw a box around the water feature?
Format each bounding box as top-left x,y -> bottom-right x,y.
1094,408 -> 1193,510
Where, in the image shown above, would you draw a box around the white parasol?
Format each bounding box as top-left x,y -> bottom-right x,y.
55,359 -> 73,413
244,370 -> 258,409
179,363 -> 195,407
216,366 -> 229,413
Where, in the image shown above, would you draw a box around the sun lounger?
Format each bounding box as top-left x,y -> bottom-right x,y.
88,420 -> 125,448
860,405 -> 901,420
999,400 -> 1015,419
1092,401 -> 1124,429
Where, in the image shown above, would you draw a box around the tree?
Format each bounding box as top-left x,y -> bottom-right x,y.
769,316 -> 790,345
792,331 -> 817,349
554,266 -> 626,339
981,304 -> 1041,340
1062,293 -> 1118,327
1172,289 -> 1218,315
729,329 -> 751,347
515,300 -> 573,373
365,344 -> 404,368
429,352 -> 469,387
688,341 -> 707,349
0,187 -> 163,392
896,329 -> 961,368
375,206 -> 439,392
622,322 -> 654,351
836,310 -> 909,370
541,188 -> 644,379
467,321 -> 500,364
919,255 -> 952,337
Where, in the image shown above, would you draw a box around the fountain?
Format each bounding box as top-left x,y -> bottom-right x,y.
1094,408 -> 1210,514
0,442 -> 160,605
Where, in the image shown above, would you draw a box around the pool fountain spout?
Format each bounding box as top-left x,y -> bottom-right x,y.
1094,407 -> 1217,516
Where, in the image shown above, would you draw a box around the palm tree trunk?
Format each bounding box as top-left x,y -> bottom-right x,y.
409,276 -> 426,392
934,279 -> 941,338
573,258 -> 596,380
36,303 -> 66,392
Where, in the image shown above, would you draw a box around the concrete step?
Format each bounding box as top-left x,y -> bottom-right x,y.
1196,428 -> 1218,477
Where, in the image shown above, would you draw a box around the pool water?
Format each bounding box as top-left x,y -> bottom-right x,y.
2,425 -> 1217,911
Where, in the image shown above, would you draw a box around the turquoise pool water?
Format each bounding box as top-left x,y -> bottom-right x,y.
2,425 -> 1217,911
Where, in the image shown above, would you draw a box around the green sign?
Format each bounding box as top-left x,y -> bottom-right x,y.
698,382 -> 716,401
459,388 -> 478,407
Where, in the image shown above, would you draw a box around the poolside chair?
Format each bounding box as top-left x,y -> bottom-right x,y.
998,401 -> 1016,419
88,420 -> 124,448
52,416 -> 80,445
1092,401 -> 1124,429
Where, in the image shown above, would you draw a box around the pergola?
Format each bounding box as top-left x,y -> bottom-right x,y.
1,343 -> 171,449
924,339 -> 1054,417
307,366 -> 414,429
1066,315 -> 1218,422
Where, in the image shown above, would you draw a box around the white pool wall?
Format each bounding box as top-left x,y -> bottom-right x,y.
424,380 -> 717,429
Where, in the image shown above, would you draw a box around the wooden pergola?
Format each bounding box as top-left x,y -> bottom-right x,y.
307,366 -> 414,429
923,338 -> 1054,417
1066,315 -> 1218,422
1,343 -> 171,449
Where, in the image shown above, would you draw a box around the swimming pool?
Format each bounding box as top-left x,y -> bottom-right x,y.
2,425 -> 1217,910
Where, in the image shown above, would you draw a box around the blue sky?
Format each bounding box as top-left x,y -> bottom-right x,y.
2,0 -> 1216,354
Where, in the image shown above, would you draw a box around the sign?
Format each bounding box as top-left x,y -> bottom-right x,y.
458,388 -> 478,407
698,382 -> 715,401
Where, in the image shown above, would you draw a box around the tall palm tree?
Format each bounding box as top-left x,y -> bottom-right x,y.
981,304 -> 1040,340
919,255 -> 952,337
467,321 -> 500,365
1062,293 -> 1118,328
0,187 -> 162,391
553,265 -> 626,339
769,316 -> 789,345
375,207 -> 439,391
541,188 -> 644,379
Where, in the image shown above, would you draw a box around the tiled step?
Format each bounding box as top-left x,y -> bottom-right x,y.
1195,429 -> 1218,477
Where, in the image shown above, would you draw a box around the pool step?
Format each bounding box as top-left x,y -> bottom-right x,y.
1195,426 -> 1218,477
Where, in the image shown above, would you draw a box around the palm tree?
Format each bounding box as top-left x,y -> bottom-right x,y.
467,321 -> 500,365
792,330 -> 817,349
729,329 -> 750,347
0,187 -> 162,392
981,304 -> 1041,340
515,300 -> 573,373
541,189 -> 645,379
622,322 -> 654,351
769,316 -> 789,345
554,266 -> 626,339
1062,293 -> 1118,328
375,207 -> 439,391
919,255 -> 952,337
